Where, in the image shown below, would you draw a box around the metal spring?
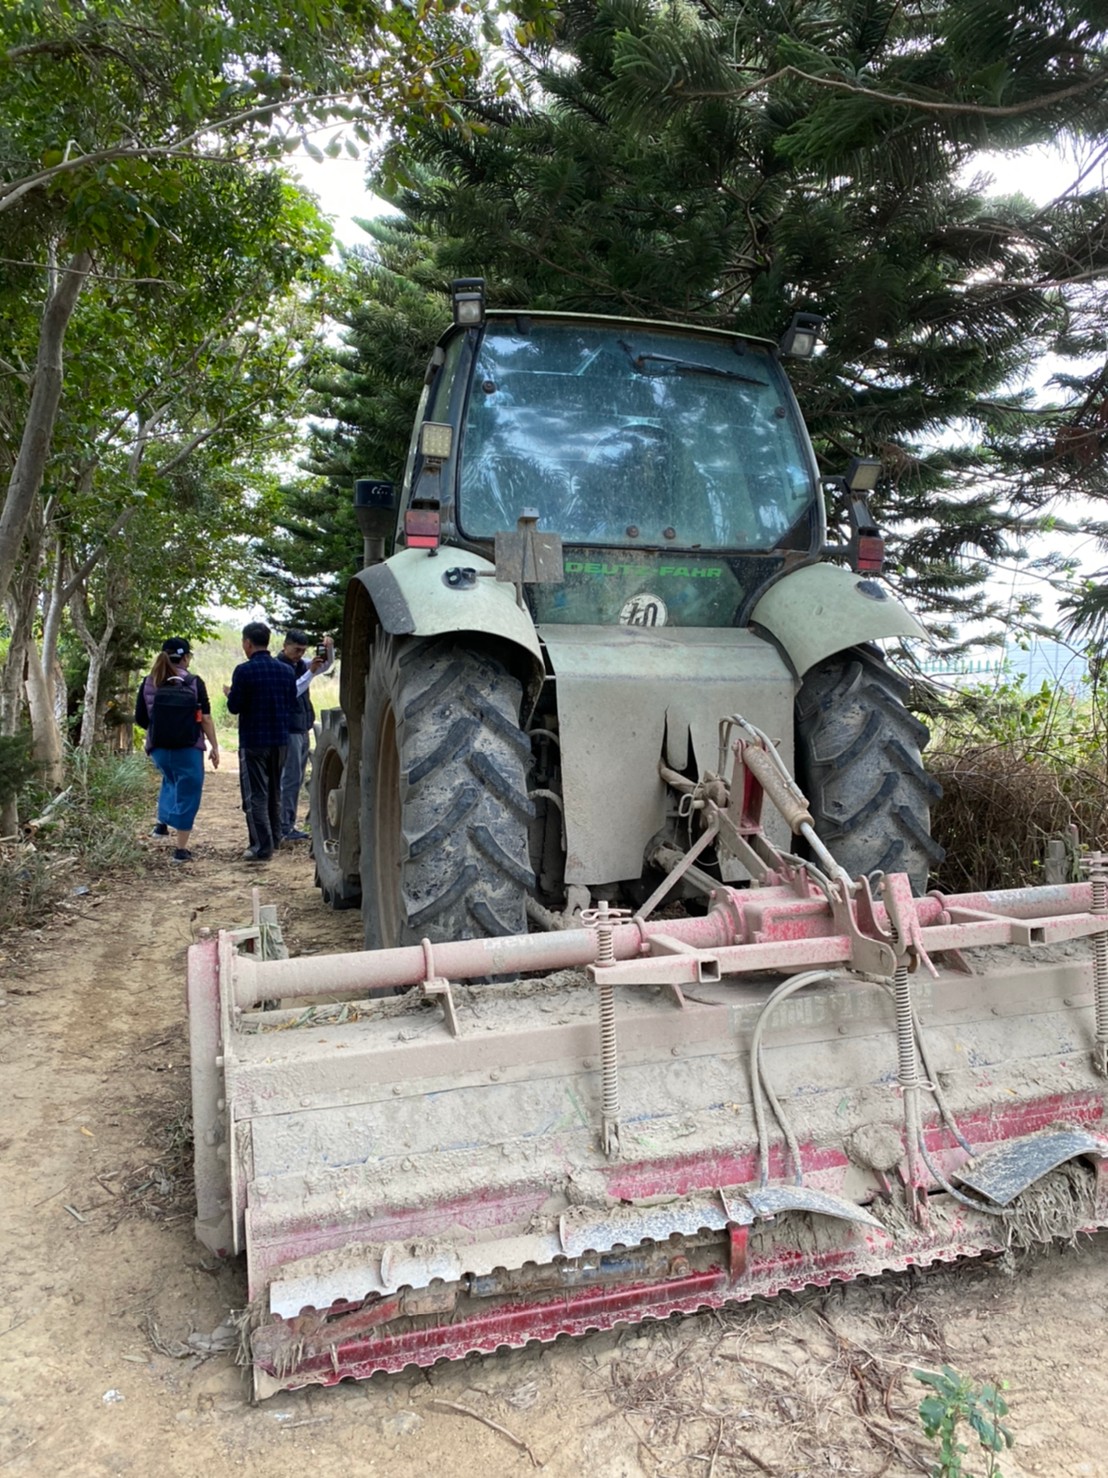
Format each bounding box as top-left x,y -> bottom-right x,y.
599,985 -> 619,1122
893,959 -> 918,1088
589,901 -> 622,1154
1087,854 -> 1108,1075
887,922 -> 918,1090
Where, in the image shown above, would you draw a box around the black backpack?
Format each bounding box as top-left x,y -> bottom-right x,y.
149,677 -> 201,750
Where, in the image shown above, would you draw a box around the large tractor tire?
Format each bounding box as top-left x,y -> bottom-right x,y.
310,710 -> 361,909
360,634 -> 535,951
795,647 -> 944,894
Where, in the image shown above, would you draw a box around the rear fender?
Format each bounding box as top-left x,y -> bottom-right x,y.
340,546 -> 545,736
750,563 -> 927,678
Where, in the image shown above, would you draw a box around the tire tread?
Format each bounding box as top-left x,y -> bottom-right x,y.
796,648 -> 944,892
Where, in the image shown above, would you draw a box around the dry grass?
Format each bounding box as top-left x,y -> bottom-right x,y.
115,1100 -> 195,1222
592,1283 -> 959,1477
924,676 -> 1108,894
929,743 -> 1108,893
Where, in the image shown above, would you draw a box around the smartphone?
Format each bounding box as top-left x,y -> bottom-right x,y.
316,644 -> 327,658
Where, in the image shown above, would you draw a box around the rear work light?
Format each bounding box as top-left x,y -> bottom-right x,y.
404,507 -> 441,550
853,533 -> 885,573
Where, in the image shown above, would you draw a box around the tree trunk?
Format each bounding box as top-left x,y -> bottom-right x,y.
40,528 -> 67,717
0,600 -> 30,838
0,247 -> 92,610
69,586 -> 115,753
2,525 -> 66,786
77,643 -> 110,752
25,639 -> 66,781
52,658 -> 67,728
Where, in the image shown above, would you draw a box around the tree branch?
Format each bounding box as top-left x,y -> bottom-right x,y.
0,36 -> 486,214
692,63 -> 1108,119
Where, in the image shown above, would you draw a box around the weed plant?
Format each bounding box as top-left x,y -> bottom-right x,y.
0,748 -> 157,938
915,1365 -> 1013,1478
926,675 -> 1108,892
0,731 -> 37,809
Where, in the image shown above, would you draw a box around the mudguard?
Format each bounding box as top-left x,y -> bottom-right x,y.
340,547 -> 545,718
750,563 -> 927,677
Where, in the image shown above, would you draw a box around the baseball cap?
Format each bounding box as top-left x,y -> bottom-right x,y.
162,637 -> 191,659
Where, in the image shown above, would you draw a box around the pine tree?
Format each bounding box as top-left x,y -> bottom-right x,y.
339,0 -> 1108,646
257,221 -> 453,633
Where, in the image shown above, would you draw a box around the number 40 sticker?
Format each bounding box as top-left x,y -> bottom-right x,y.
619,593 -> 668,627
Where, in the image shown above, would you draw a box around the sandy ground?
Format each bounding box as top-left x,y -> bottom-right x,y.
2,762 -> 1108,1477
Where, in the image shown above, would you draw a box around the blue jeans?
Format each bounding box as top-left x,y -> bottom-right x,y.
150,746 -> 204,830
279,729 -> 310,837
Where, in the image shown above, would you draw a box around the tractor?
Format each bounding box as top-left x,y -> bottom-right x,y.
185,283 -> 1108,1398
309,279 -> 943,941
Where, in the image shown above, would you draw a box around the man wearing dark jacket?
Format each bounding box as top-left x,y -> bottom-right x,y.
225,621 -> 298,863
277,629 -> 334,841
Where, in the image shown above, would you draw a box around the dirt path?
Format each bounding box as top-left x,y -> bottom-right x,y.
1,763 -> 1105,1477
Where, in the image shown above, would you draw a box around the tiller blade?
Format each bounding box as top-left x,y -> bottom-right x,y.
188,862 -> 1108,1398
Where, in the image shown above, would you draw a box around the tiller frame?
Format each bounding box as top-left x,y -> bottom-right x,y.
187,720 -> 1108,1395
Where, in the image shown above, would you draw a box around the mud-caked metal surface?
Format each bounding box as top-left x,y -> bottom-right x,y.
186,872 -> 1108,1396
540,624 -> 795,884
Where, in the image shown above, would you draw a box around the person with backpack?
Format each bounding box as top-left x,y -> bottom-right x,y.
134,637 -> 219,863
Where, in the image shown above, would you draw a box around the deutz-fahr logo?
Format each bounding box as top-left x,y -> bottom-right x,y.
564,561 -> 723,580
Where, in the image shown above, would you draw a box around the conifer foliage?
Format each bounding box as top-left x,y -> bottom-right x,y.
297,0 -> 1108,647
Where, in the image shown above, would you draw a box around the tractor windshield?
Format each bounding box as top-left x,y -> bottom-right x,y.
457,321 -> 817,551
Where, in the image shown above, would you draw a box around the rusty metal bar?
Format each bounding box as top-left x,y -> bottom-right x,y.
930,882 -> 1092,918
227,880 -> 1097,1010
231,909 -> 730,1008
187,934 -> 233,1257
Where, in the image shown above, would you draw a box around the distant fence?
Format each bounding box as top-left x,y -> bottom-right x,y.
916,639 -> 1089,690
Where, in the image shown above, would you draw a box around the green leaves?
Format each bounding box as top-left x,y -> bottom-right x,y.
915,1366 -> 1014,1478
354,0 -> 1108,647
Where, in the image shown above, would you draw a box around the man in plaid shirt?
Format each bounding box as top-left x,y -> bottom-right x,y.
225,621 -> 298,862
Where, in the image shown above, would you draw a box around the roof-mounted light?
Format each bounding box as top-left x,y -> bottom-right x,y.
844,456 -> 881,493
418,421 -> 454,462
779,311 -> 826,359
451,277 -> 485,328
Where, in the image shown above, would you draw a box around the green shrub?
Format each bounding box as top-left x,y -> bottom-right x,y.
0,731 -> 38,809
0,748 -> 157,937
68,750 -> 158,871
927,677 -> 1107,892
915,1365 -> 1014,1478
0,843 -> 64,923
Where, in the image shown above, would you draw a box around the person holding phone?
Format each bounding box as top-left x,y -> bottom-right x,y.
277,628 -> 335,842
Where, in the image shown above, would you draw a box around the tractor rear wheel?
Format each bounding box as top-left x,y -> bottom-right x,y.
795,647 -> 944,893
310,710 -> 361,909
360,635 -> 535,951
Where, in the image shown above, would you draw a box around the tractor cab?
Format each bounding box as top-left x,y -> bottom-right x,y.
404,309 -> 824,629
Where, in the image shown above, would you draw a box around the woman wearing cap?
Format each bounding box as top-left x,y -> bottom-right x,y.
134,638 -> 220,863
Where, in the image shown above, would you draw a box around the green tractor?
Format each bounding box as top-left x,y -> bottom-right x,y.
310,280 -> 941,946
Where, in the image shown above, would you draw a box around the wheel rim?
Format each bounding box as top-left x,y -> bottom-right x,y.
317,743 -> 345,855
373,701 -> 402,947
